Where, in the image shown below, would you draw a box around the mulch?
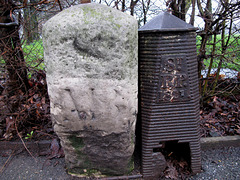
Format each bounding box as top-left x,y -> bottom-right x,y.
200,95 -> 240,137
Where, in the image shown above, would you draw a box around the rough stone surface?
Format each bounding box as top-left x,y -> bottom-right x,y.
43,3 -> 138,176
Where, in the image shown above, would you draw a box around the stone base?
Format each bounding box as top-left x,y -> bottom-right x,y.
49,78 -> 136,175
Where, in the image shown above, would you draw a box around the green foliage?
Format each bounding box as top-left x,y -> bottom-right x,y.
21,39 -> 45,79
197,34 -> 240,72
0,39 -> 45,70
22,39 -> 45,71
0,58 -> 5,65
0,39 -> 45,79
25,130 -> 34,140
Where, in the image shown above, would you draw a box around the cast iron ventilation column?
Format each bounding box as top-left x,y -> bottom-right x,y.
139,12 -> 202,179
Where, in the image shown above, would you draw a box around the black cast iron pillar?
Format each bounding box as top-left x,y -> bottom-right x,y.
139,12 -> 202,179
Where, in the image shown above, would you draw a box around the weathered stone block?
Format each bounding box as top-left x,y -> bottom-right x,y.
43,3 -> 138,176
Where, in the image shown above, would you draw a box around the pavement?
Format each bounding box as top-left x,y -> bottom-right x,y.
188,146 -> 240,180
0,152 -> 71,180
0,136 -> 240,180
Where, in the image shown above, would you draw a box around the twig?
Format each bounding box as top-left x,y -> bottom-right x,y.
14,117 -> 37,162
35,130 -> 56,138
0,150 -> 15,174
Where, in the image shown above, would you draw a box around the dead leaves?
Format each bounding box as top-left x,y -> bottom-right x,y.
164,161 -> 178,179
39,138 -> 64,159
3,117 -> 15,139
0,70 -> 52,141
48,138 -> 64,159
200,96 -> 240,137
163,158 -> 191,179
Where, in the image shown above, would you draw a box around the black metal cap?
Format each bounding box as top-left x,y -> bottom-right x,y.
139,11 -> 197,32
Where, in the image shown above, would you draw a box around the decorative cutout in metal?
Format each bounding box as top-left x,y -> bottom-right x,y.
139,12 -> 202,179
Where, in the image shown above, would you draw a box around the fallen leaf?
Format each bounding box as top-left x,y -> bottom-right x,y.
47,139 -> 65,159
5,117 -> 15,133
179,160 -> 188,169
164,161 -> 178,180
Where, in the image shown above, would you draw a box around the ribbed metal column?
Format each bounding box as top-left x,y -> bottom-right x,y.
139,12 -> 201,178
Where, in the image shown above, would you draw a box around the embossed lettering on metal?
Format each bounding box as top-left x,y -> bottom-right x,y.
157,55 -> 190,103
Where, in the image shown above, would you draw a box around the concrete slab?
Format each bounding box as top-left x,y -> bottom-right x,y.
200,135 -> 240,150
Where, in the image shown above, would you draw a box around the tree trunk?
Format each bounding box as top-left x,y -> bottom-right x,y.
23,0 -> 39,44
189,0 -> 196,25
169,0 -> 186,21
0,0 -> 29,95
130,0 -> 139,16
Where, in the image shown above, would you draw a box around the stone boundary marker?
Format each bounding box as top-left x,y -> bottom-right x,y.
42,3 -> 138,176
1,136 -> 240,154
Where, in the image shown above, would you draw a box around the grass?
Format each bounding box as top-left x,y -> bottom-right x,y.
22,39 -> 45,71
197,34 -> 240,72
1,35 -> 239,79
0,38 -> 45,79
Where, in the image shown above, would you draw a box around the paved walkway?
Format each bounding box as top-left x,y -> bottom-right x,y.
0,146 -> 239,180
189,146 -> 240,180
0,151 -> 72,180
